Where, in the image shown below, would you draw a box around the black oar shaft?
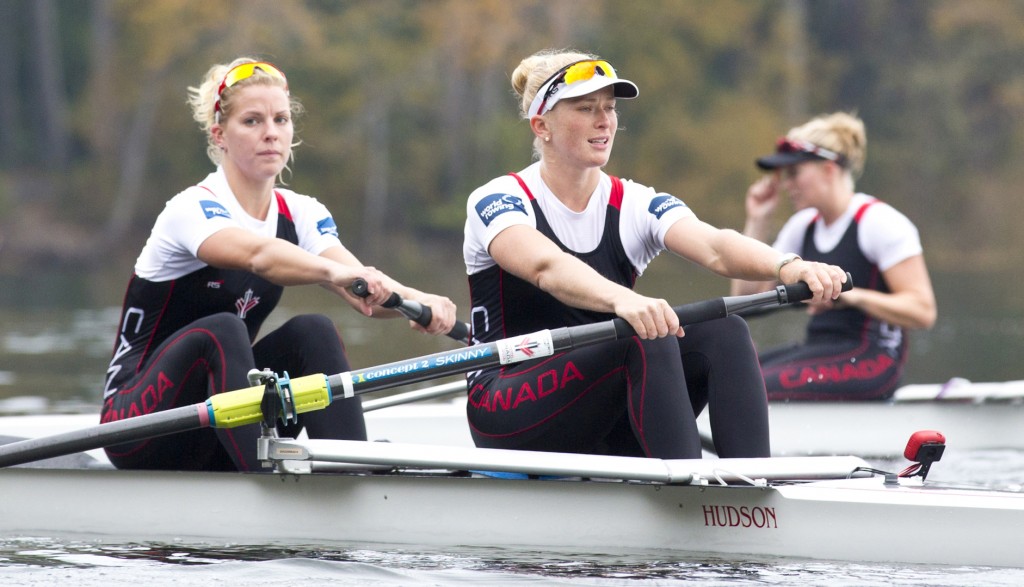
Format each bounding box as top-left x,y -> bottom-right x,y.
327,279 -> 825,397
0,404 -> 206,468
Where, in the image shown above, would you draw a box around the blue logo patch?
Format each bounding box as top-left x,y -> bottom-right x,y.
317,217 -> 339,237
475,193 -> 527,227
648,194 -> 687,219
199,200 -> 231,220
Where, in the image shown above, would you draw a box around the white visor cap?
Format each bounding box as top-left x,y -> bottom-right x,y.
529,63 -> 638,117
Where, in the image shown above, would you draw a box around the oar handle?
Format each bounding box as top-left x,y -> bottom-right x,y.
610,272 -> 853,337
781,273 -> 854,301
351,279 -> 471,344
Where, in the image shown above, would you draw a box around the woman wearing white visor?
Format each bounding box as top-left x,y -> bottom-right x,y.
462,49 -> 847,459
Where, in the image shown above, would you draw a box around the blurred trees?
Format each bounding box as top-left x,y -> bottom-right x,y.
2,0 -> 1023,273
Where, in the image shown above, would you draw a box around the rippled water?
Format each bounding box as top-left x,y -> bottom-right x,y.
2,448 -> 1023,585
2,537 -> 1023,586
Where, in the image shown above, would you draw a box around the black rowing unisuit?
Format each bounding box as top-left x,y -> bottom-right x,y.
465,172 -> 770,459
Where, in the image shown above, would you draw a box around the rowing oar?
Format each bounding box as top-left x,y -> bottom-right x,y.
0,275 -> 849,468
351,278 -> 471,344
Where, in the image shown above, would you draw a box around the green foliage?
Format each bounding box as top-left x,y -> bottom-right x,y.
4,0 -> 1024,270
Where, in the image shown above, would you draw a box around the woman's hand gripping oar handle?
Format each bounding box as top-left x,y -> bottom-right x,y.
602,272 -> 854,340
351,279 -> 471,344
779,271 -> 853,302
678,271 -> 853,325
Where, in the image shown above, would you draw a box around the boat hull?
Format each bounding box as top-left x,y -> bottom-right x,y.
702,399 -> 1024,456
1,465 -> 1021,568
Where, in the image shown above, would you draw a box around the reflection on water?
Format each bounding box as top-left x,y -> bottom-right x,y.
2,536 -> 1022,586
1,263 -> 1022,409
0,306 -> 119,411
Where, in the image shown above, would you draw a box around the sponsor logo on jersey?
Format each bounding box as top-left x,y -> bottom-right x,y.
648,193 -> 687,219
317,217 -> 339,237
475,193 -> 527,227
235,289 -> 260,319
207,280 -> 223,289
199,200 -> 231,219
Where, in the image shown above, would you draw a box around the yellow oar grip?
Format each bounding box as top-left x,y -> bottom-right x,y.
206,374 -> 333,428
290,373 -> 334,414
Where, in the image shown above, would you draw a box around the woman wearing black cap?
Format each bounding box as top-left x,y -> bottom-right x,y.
461,49 -> 847,459
733,112 -> 936,401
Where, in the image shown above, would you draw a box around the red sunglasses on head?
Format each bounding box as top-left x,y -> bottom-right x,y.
214,61 -> 288,123
775,137 -> 847,166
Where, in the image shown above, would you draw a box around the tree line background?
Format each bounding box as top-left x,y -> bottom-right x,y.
2,0 -> 1023,312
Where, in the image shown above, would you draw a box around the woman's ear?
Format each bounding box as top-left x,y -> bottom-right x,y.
211,125 -> 225,149
826,160 -> 846,181
529,115 -> 551,144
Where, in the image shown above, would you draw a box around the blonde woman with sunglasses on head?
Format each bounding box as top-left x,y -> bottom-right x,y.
462,49 -> 846,459
732,112 -> 936,401
100,57 -> 457,471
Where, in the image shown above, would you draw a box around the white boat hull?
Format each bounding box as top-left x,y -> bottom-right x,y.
758,378 -> 1024,456
1,461 -> 1021,568
755,400 -> 1023,456
3,393 -> 1024,568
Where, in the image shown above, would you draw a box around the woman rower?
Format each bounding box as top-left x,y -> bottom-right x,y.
731,112 -> 936,400
461,49 -> 847,459
100,57 -> 457,471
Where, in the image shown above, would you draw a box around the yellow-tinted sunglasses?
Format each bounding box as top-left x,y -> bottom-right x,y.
562,60 -> 616,85
530,60 -> 618,117
214,61 -> 288,122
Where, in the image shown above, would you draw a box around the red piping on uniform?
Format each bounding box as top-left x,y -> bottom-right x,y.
275,191 -> 293,222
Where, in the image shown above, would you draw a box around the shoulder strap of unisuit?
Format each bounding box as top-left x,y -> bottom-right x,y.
510,172 -> 623,208
274,191 -> 293,222
608,176 -> 623,210
854,198 -> 881,222
508,172 -> 535,201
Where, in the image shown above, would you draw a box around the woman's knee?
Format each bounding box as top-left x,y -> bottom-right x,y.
684,316 -> 754,356
637,336 -> 686,362
715,315 -> 752,338
277,314 -> 339,339
262,314 -> 348,371
192,312 -> 250,339
630,336 -> 686,381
